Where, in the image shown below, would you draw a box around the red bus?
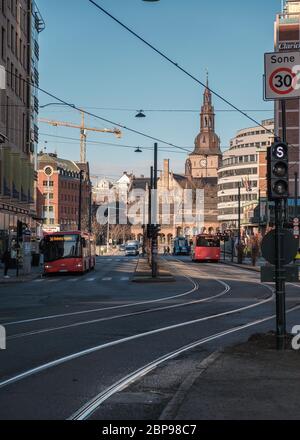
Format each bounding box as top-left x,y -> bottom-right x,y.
192,234 -> 221,263
42,231 -> 96,274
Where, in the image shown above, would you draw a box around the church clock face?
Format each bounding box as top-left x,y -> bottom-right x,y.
200,159 -> 207,168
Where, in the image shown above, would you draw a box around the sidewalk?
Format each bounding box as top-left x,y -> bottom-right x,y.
162,333 -> 300,420
0,264 -> 43,284
221,255 -> 266,272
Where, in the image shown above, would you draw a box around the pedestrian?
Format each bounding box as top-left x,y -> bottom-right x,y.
2,248 -> 11,278
167,246 -> 170,255
250,235 -> 260,267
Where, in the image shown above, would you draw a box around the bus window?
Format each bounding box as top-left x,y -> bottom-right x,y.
44,235 -> 81,262
196,237 -> 220,248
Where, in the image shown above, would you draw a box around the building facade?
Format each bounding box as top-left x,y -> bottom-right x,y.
37,152 -> 91,232
275,0 -> 300,199
0,0 -> 44,256
218,119 -> 274,232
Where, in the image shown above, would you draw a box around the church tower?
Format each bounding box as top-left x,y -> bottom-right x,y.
185,76 -> 222,178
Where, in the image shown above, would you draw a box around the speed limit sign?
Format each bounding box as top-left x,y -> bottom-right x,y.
264,51 -> 300,100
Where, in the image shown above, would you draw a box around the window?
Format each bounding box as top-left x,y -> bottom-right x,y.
11,25 -> 14,54
1,27 -> 5,60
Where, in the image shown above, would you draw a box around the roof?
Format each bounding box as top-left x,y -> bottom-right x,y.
38,153 -> 80,173
131,177 -> 151,190
172,174 -> 188,189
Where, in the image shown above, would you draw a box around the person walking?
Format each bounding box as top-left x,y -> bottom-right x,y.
2,248 -> 11,278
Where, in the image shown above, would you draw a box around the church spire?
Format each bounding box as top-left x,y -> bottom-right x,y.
190,72 -> 221,156
201,72 -> 214,131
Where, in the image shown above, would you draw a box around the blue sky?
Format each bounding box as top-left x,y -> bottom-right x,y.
37,0 -> 281,179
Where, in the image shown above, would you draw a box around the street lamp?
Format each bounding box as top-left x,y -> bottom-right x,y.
135,110 -> 146,118
40,102 -> 75,109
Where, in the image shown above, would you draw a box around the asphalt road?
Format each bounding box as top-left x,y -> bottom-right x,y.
0,255 -> 299,420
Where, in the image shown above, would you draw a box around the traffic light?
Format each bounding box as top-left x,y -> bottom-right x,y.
17,221 -> 28,241
267,142 -> 289,200
147,224 -> 161,238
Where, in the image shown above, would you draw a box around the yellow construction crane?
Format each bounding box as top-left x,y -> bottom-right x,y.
39,110 -> 122,163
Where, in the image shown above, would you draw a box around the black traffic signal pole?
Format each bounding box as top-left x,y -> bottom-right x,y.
238,182 -> 241,245
147,167 -> 153,264
275,100 -> 287,350
295,172 -> 298,219
152,143 -> 158,278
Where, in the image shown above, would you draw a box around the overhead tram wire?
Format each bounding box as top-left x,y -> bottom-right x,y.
87,0 -> 274,135
39,106 -> 273,114
39,132 -> 188,155
4,67 -> 191,154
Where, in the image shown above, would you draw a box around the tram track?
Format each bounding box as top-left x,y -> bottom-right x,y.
0,278 -> 274,391
68,302 -> 300,420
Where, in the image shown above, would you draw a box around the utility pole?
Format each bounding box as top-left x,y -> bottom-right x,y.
147,167 -> 153,265
78,170 -> 83,231
275,100 -> 287,350
238,182 -> 241,247
107,207 -> 110,253
89,181 -> 92,233
152,144 -> 158,278
295,172 -> 298,219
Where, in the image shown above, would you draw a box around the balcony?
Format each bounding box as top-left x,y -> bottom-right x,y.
279,13 -> 300,25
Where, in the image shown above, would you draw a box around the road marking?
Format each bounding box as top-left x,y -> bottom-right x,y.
71,303 -> 299,421
1,285 -> 288,395
34,279 -> 44,283
102,278 -> 112,281
120,277 -> 129,281
86,278 -> 96,282
68,279 -> 78,282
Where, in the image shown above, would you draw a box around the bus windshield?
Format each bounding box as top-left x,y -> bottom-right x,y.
176,239 -> 187,247
44,235 -> 82,262
196,237 -> 220,248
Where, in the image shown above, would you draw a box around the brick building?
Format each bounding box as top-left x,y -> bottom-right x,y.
0,0 -> 44,256
37,152 -> 91,232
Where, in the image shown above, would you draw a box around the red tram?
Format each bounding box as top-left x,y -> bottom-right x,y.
192,234 -> 221,263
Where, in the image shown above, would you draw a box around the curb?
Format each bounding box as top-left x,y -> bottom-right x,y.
222,261 -> 260,273
132,276 -> 175,283
159,351 -> 222,420
0,272 -> 43,285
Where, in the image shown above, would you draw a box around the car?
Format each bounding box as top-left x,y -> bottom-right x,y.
126,241 -> 140,250
125,246 -> 139,256
119,244 -> 126,252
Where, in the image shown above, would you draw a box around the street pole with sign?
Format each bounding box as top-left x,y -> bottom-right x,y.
264,50 -> 300,349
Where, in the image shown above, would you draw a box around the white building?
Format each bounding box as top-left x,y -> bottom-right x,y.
218,119 -> 274,231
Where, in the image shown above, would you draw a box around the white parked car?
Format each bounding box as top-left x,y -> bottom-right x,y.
125,246 -> 139,256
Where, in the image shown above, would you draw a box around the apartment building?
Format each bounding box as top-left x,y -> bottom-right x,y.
0,0 -> 44,255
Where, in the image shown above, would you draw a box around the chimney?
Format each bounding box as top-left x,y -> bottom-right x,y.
163,159 -> 170,190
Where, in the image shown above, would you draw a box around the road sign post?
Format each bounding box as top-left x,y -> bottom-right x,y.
263,50 -> 300,349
